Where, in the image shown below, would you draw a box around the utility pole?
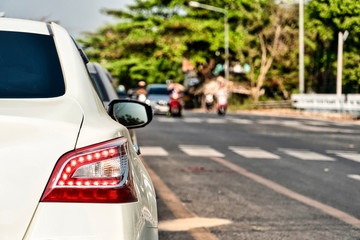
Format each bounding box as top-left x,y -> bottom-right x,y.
224,10 -> 229,84
336,30 -> 348,96
299,0 -> 305,93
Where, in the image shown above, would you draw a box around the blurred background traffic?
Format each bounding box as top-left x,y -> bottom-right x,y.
2,0 -> 359,117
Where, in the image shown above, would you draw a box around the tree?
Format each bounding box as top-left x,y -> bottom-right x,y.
79,0 -> 299,102
79,0 -> 230,88
234,1 -> 298,101
305,0 -> 360,93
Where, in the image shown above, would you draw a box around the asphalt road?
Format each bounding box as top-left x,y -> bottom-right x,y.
136,110 -> 360,239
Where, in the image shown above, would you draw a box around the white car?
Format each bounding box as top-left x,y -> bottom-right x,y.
0,18 -> 158,240
146,84 -> 170,115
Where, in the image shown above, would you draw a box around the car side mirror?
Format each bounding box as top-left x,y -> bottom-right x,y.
108,99 -> 153,129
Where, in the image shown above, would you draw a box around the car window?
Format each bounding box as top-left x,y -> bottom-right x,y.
148,87 -> 169,95
89,72 -> 110,102
0,31 -> 65,98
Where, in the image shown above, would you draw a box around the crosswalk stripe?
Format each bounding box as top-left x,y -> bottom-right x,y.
230,119 -> 253,124
257,119 -> 280,125
157,118 -> 176,123
333,121 -> 357,127
179,145 -> 225,157
140,147 -> 169,156
304,121 -> 329,126
229,146 -> 280,159
256,119 -> 356,133
348,174 -> 360,181
206,119 -> 227,124
327,151 -> 360,163
141,145 -> 360,164
183,117 -> 203,123
279,148 -> 335,161
153,117 -> 360,134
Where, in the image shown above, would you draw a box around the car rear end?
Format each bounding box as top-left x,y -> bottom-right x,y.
146,84 -> 170,115
0,18 -> 157,240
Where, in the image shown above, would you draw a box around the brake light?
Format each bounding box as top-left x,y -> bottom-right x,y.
41,138 -> 137,203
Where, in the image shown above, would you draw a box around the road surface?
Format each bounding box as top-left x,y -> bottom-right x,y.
136,111 -> 360,239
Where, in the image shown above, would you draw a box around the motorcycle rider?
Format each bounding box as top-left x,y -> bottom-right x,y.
205,93 -> 214,111
168,83 -> 184,117
216,77 -> 228,116
135,81 -> 147,102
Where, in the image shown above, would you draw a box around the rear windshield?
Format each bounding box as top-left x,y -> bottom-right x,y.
147,86 -> 169,95
0,31 -> 65,98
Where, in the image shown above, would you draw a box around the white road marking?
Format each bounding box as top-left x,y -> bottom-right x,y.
141,157 -> 220,240
157,117 -> 176,122
140,146 -> 169,156
230,119 -> 253,124
183,117 -> 203,123
210,156 -> 360,229
304,121 -> 329,126
279,149 -> 335,161
206,118 -> 227,124
292,125 -> 357,133
229,146 -> 280,159
281,120 -> 302,126
179,145 -> 225,157
332,121 -> 357,127
159,217 -> 231,232
257,119 -> 358,133
348,174 -> 360,181
257,119 -> 281,125
327,151 -> 360,163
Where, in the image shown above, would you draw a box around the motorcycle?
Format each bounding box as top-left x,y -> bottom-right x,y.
216,89 -> 228,116
169,91 -> 182,117
136,93 -> 147,102
205,93 -> 214,111
217,102 -> 227,116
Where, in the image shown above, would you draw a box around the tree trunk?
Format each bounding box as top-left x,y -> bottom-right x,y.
251,26 -> 281,102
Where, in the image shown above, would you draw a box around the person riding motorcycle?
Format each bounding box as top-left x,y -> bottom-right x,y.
205,93 -> 214,111
216,77 -> 228,116
135,81 -> 147,102
167,83 -> 184,117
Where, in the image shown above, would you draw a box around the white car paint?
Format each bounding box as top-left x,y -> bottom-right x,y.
0,18 -> 158,239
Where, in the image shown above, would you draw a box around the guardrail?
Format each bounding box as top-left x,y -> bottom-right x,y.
251,100 -> 292,109
291,94 -> 360,114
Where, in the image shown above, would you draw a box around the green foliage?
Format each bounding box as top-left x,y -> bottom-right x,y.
81,0 -> 296,92
79,0 -> 360,102
80,0 -> 237,88
305,0 -> 360,93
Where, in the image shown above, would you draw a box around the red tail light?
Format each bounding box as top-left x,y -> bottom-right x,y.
41,138 -> 137,203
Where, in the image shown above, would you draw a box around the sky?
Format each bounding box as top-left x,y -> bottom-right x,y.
0,0 -> 134,37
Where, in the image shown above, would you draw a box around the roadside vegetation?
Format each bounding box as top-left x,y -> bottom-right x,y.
79,0 -> 360,107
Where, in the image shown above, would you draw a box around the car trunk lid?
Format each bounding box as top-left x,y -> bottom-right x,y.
0,97 -> 83,239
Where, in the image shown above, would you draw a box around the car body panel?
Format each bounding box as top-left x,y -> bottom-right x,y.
0,97 -> 83,239
52,23 -> 158,238
24,203 -> 157,240
0,19 -> 158,239
0,18 -> 48,35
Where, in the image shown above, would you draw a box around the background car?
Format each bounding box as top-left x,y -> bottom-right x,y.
146,84 -> 171,114
0,18 -> 158,240
87,62 -> 119,109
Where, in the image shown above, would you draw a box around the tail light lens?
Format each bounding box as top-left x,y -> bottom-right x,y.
41,138 -> 137,203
